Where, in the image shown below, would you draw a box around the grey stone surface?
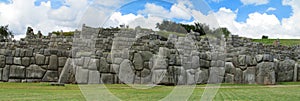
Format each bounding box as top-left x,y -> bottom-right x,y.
186,69 -> 196,85
257,62 -> 275,85
5,57 -> 13,65
26,65 -> 46,79
243,67 -> 256,84
152,56 -> 168,70
225,62 -> 235,74
42,71 -> 58,82
88,58 -> 98,70
58,57 -> 67,67
195,69 -> 208,84
238,55 -> 246,66
140,51 -> 153,61
88,70 -> 100,84
13,57 -> 21,65
235,68 -> 243,83
263,54 -> 273,62
99,57 -> 110,73
2,65 -> 10,81
0,68 -> 2,81
119,59 -> 134,84
208,67 -> 225,84
225,74 -> 234,83
9,65 -> 25,78
0,55 -> 5,68
21,57 -> 31,67
277,59 -> 295,82
48,55 -> 58,70
200,59 -> 210,68
255,55 -> 263,63
58,59 -> 75,83
75,67 -> 88,84
152,69 -> 168,84
101,73 -> 114,84
191,56 -> 200,69
133,53 -> 144,71
211,60 -> 225,67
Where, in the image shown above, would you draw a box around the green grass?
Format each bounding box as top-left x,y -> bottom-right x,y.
252,39 -> 300,46
156,31 -> 186,38
1,82 -> 300,101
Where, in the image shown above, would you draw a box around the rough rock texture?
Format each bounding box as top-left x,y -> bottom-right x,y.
119,59 -> 134,84
257,62 -> 275,85
42,71 -> 58,82
277,59 -> 295,82
26,65 -> 46,79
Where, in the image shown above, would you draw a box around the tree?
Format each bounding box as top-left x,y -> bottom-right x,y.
262,35 -> 268,39
0,25 -> 14,41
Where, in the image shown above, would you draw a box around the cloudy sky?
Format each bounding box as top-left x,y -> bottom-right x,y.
0,0 -> 299,39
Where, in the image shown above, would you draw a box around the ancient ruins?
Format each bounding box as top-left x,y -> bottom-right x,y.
0,24 -> 300,85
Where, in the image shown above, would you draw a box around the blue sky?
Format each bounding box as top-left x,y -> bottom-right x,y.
0,0 -> 299,39
0,0 -> 293,23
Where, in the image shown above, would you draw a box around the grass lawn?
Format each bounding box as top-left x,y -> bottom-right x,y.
1,82 -> 300,101
252,39 -> 300,46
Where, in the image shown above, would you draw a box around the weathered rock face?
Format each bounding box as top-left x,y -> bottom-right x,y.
277,59 -> 295,82
208,67 -> 225,84
1,26 -> 300,85
256,62 -> 275,85
48,55 -> 58,70
9,65 -> 25,78
26,65 -> 46,79
42,71 -> 58,82
119,59 -> 134,84
133,53 -> 143,71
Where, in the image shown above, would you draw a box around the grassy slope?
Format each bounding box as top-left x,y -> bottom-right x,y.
1,82 -> 300,101
252,39 -> 300,46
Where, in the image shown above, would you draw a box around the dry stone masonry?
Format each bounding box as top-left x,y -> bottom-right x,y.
1,25 -> 300,85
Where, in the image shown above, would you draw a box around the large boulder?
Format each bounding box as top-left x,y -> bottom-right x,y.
0,55 -> 5,68
21,57 -> 31,67
88,70 -> 100,84
234,68 -> 243,83
99,57 -> 110,73
225,74 -> 234,83
191,56 -> 200,69
58,57 -> 67,67
101,73 -> 114,84
277,59 -> 295,82
119,59 -> 135,84
58,59 -> 75,83
195,69 -> 208,84
48,55 -> 58,70
35,54 -> 45,65
9,65 -> 25,78
75,67 -> 88,84
133,53 -> 144,71
186,69 -> 196,85
243,67 -> 256,84
2,65 -> 10,81
151,69 -> 168,84
256,62 -> 275,85
208,67 -> 225,84
42,71 -> 59,82
26,65 -> 46,79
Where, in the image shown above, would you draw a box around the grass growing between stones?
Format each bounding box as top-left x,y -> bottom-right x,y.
252,39 -> 300,46
1,82 -> 300,101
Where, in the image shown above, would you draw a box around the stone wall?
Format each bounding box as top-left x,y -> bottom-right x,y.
1,25 -> 300,85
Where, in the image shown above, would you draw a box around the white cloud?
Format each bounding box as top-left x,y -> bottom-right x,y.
266,7 -> 277,12
214,1 -> 300,39
240,0 -> 269,5
0,0 -> 128,40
